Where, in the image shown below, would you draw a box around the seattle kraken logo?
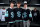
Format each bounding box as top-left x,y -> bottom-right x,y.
11,12 -> 14,18
23,12 -> 27,18
17,11 -> 21,17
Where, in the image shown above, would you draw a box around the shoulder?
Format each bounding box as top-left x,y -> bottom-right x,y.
7,8 -> 10,10
13,8 -> 17,11
32,10 -> 34,12
26,9 -> 30,11
37,10 -> 39,11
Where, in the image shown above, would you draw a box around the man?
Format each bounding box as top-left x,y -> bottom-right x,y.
14,2 -> 23,27
5,1 -> 15,27
22,1 -> 32,27
32,8 -> 39,24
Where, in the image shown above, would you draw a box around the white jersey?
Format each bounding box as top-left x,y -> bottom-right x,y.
1,9 -> 6,21
0,9 -> 2,20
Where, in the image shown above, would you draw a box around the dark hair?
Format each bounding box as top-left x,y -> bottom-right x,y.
34,8 -> 36,9
34,8 -> 37,10
17,2 -> 21,4
24,3 -> 27,5
10,1 -> 14,4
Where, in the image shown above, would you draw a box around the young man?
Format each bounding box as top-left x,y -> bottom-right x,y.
22,1 -> 32,27
32,8 -> 39,23
14,2 -> 23,27
5,1 -> 15,27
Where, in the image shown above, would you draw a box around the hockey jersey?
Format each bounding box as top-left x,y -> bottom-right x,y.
0,9 -> 2,20
22,9 -> 32,21
32,10 -> 39,22
1,9 -> 6,21
5,8 -> 15,22
14,8 -> 23,20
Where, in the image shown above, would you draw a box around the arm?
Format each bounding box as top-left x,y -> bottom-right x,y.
5,9 -> 8,22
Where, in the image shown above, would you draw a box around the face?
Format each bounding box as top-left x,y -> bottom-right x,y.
17,4 -> 21,8
34,8 -> 37,11
24,4 -> 27,8
10,3 -> 14,8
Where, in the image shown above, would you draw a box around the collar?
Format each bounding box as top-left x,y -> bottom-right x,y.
10,7 -> 13,9
23,8 -> 27,10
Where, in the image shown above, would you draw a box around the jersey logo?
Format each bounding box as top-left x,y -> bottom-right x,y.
23,12 -> 27,18
34,13 -> 37,16
17,11 -> 21,17
11,12 -> 14,18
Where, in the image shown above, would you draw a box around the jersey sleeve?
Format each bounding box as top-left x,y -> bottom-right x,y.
29,11 -> 32,18
5,9 -> 9,22
29,11 -> 32,21
5,9 -> 8,17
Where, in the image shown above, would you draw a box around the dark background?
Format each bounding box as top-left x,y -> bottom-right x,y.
0,0 -> 40,7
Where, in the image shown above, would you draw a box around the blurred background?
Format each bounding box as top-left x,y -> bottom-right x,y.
0,0 -> 40,27
0,0 -> 40,11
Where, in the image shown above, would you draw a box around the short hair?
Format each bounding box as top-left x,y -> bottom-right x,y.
10,1 -> 14,4
34,8 -> 36,9
34,8 -> 37,10
24,3 -> 27,5
17,2 -> 21,4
